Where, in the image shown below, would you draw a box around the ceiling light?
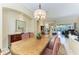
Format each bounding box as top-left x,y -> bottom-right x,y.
34,4 -> 46,21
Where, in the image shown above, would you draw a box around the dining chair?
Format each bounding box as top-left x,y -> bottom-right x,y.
29,32 -> 34,38
42,35 -> 58,55
43,36 -> 61,55
22,33 -> 29,39
48,35 -> 58,49
52,37 -> 61,55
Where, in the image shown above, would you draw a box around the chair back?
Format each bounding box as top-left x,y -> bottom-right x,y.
52,37 -> 61,55
22,33 -> 29,39
48,35 -> 57,49
29,32 -> 34,38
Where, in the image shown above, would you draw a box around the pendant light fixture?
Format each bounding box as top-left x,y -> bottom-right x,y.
34,4 -> 46,21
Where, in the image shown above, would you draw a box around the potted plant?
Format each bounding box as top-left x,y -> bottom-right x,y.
36,32 -> 41,40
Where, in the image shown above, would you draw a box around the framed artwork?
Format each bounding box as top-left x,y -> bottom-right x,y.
16,20 -> 26,32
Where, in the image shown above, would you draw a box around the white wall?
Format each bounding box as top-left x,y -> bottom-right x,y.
3,8 -> 37,34
23,14 -> 37,33
3,8 -> 25,34
0,6 -> 2,49
1,4 -> 33,19
54,16 -> 78,24
75,17 -> 79,31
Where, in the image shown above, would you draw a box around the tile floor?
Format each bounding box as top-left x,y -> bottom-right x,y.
65,38 -> 74,55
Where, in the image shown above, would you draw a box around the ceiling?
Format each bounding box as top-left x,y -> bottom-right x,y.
12,3 -> 79,19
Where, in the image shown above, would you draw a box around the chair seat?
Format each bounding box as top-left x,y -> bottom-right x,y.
58,44 -> 67,55
43,48 -> 52,55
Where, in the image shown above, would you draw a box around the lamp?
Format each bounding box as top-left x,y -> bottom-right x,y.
34,4 -> 46,21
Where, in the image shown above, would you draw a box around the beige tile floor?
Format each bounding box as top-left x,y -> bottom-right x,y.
65,38 -> 74,55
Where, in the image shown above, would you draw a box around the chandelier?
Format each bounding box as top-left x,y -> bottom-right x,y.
34,4 -> 46,21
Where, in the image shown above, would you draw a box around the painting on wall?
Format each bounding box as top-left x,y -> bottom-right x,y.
16,20 -> 26,33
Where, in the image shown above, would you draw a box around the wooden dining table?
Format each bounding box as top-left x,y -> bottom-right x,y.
11,36 -> 49,55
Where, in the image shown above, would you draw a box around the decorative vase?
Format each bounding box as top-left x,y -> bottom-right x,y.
36,32 -> 41,40
36,36 -> 41,40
